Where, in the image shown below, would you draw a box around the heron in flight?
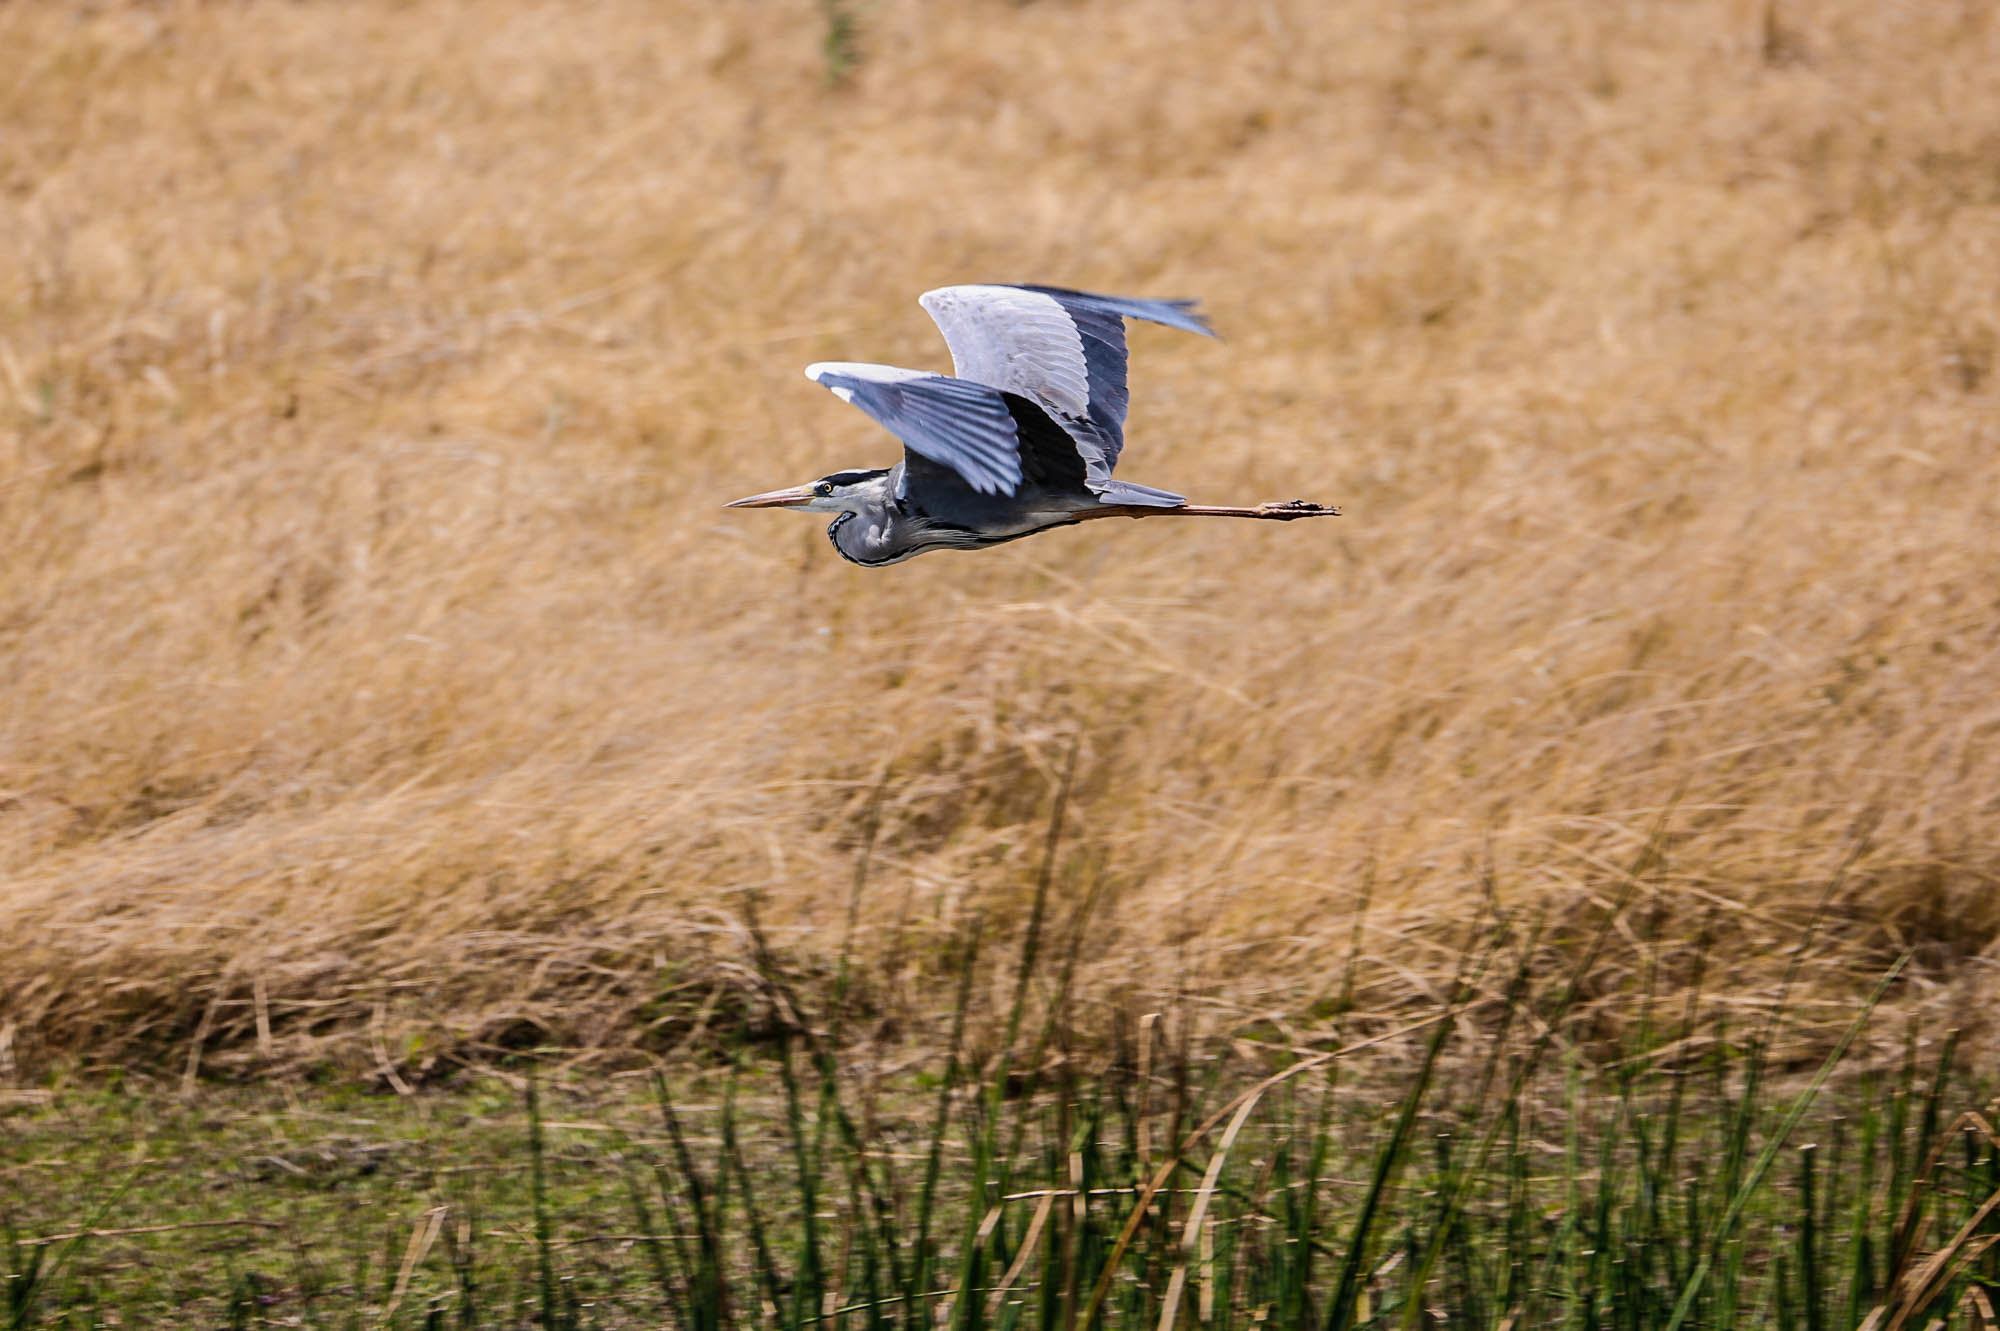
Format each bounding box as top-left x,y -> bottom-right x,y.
727,284 -> 1338,566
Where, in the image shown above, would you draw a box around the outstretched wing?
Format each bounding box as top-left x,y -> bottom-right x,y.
916,283 -> 1213,478
805,362 -> 1112,501
805,362 -> 1023,494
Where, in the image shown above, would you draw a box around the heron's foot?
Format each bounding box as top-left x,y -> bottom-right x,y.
1259,499 -> 1341,520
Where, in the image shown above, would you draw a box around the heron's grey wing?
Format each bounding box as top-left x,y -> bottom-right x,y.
917,283 -> 1214,477
1011,285 -> 1214,446
804,362 -> 1024,496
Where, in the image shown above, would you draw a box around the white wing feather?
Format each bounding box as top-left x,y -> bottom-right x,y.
804,361 -> 930,403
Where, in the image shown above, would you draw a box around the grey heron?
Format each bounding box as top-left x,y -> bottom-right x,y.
727,284 -> 1338,566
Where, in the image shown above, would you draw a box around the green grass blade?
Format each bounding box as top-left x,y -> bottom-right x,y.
1662,949 -> 1912,1331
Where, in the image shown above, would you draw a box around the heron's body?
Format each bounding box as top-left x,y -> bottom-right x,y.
728,284 -> 1338,564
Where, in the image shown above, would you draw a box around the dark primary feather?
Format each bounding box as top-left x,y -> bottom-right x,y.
1002,391 -> 1091,495
1013,284 -> 1215,341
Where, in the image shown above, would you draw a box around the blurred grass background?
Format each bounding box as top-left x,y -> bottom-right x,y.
2,0 -> 1997,1080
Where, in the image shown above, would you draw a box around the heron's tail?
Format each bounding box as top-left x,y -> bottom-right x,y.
1092,480 -> 1187,508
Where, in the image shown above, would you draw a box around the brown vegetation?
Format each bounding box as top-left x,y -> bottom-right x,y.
2,0 -> 1997,1078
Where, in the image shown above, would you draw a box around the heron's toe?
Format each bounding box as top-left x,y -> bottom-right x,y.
1261,499 -> 1340,519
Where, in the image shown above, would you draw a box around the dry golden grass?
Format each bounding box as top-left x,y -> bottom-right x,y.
3,0 -> 1998,1077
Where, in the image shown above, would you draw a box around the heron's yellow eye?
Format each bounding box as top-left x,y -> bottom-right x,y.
814,481 -> 835,497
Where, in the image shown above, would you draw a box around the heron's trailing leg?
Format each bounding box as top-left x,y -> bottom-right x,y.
1179,499 -> 1340,520
1084,499 -> 1341,522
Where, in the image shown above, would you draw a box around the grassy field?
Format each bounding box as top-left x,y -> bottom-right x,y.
3,933 -> 1995,1327
3,0 -> 1999,1087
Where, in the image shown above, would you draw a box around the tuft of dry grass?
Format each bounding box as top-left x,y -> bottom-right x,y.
2,0 -> 1998,1077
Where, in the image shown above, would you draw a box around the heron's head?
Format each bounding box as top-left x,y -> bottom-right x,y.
726,468 -> 892,514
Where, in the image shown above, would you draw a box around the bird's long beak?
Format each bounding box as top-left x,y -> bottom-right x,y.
725,484 -> 815,509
